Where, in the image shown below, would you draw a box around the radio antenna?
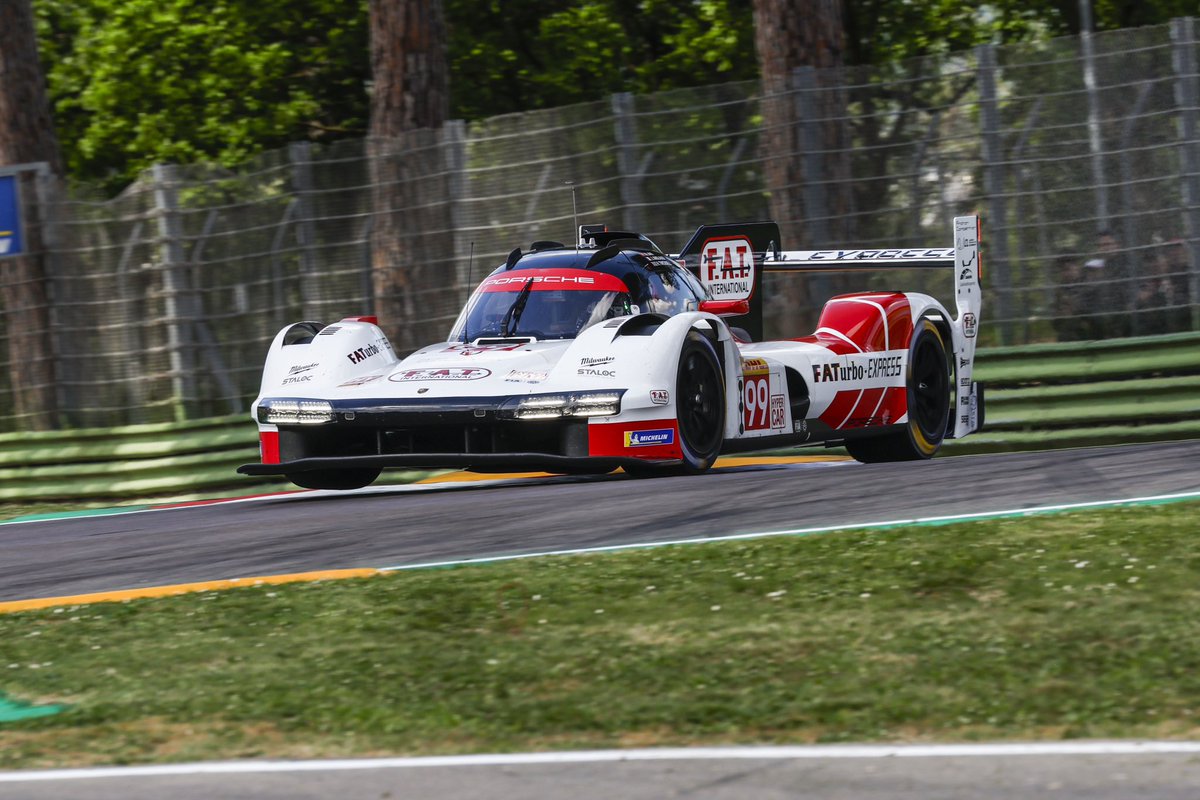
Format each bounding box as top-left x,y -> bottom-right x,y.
460,241 -> 476,342
565,180 -> 579,245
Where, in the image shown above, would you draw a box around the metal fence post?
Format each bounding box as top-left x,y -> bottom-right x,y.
794,66 -> 832,301
1119,82 -> 1155,334
151,163 -> 197,419
441,120 -> 469,293
31,163 -> 71,423
977,44 -> 1014,344
289,141 -> 318,319
794,67 -> 829,246
1080,4 -> 1110,230
115,221 -> 149,423
612,92 -> 644,233
1171,17 -> 1200,331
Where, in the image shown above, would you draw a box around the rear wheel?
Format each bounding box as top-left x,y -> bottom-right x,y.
287,468 -> 381,490
845,318 -> 950,463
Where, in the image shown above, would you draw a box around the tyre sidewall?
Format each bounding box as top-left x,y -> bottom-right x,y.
288,468 -> 381,490
905,318 -> 950,458
675,331 -> 725,471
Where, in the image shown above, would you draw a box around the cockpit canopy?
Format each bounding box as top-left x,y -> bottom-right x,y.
448,246 -> 709,342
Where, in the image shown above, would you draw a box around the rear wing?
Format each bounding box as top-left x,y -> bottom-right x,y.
673,215 -> 983,439
762,215 -> 981,346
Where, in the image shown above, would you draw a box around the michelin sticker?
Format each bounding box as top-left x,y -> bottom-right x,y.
624,428 -> 675,447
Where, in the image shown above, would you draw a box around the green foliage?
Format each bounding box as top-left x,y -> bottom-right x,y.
31,0 -> 1194,193
34,0 -> 369,192
1092,0 -> 1199,30
446,0 -> 757,118
846,0 -> 1069,65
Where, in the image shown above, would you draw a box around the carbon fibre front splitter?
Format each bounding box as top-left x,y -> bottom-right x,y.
237,452 -> 680,476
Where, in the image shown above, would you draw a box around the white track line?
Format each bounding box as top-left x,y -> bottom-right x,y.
379,490 -> 1200,571
3,742 -> 1200,782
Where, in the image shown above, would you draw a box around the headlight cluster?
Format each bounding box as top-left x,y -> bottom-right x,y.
499,390 -> 623,420
257,399 -> 335,425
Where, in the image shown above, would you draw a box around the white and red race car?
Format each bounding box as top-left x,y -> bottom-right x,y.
239,217 -> 984,489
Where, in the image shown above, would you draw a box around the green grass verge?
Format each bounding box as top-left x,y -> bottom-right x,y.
1,502 -> 1198,768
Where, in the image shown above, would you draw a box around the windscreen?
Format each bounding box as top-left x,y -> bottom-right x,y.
448,269 -> 632,341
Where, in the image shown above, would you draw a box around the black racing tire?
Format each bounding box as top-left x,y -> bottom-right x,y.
287,468 -> 381,490
845,318 -> 950,464
626,330 -> 725,477
676,331 -> 726,471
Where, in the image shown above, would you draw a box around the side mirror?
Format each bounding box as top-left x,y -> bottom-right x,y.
699,299 -> 750,317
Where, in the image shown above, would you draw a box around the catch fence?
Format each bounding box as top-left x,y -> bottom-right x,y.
1,20 -> 1198,431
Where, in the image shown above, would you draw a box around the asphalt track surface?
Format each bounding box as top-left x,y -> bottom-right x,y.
4,440 -> 1200,603
3,441 -> 1200,797
4,746 -> 1200,799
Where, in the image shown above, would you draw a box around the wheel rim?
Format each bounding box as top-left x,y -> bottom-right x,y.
678,348 -> 723,455
910,335 -> 948,441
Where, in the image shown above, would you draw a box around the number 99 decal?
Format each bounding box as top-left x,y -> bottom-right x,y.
744,374 -> 770,430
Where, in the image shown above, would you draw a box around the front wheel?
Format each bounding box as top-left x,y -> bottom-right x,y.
287,468 -> 381,490
676,331 -> 726,471
845,318 -> 950,463
627,331 -> 725,478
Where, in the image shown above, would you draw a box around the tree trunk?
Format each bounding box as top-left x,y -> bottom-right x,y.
368,0 -> 452,352
753,0 -> 849,337
0,0 -> 62,430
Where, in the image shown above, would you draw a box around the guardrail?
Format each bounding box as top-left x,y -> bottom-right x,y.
944,331 -> 1200,454
1,332 -> 1196,503
0,416 -> 270,503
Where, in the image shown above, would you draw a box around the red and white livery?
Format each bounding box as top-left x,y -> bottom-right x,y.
240,217 -> 984,489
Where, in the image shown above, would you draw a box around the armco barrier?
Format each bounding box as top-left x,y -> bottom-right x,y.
0,410 -> 450,503
943,331 -> 1200,454
0,416 -> 274,503
0,333 -> 1196,502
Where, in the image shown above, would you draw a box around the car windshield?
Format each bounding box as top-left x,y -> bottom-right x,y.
449,269 -> 632,341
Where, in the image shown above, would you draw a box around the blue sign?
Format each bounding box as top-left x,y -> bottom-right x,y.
0,175 -> 23,258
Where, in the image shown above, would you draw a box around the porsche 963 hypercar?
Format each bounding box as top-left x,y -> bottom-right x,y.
238,217 -> 984,489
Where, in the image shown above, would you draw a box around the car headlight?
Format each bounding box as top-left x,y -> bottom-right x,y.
567,391 -> 623,417
514,394 -> 570,419
499,390 -> 624,420
257,399 -> 335,425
